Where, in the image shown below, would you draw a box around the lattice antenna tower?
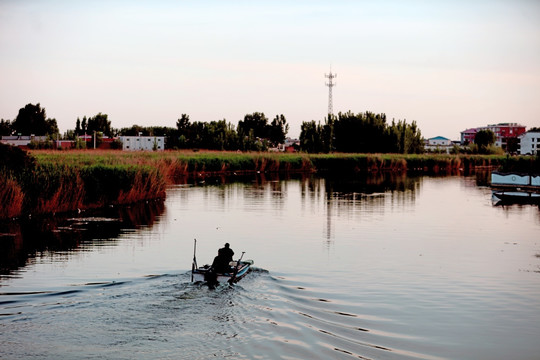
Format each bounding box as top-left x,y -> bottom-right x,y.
325,68 -> 337,116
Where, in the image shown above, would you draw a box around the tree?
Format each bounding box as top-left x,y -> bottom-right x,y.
0,119 -> 12,136
506,137 -> 519,154
119,124 -> 146,136
75,118 -> 82,136
474,129 -> 496,150
12,103 -> 59,136
238,112 -> 269,139
300,120 -> 324,153
176,114 -> 190,133
268,114 -> 289,146
81,116 -> 87,134
299,111 -> 424,154
86,113 -> 112,137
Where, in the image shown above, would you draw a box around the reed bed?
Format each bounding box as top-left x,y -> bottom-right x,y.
0,149 -> 524,220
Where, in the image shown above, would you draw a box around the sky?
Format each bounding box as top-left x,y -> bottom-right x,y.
1,0 -> 539,140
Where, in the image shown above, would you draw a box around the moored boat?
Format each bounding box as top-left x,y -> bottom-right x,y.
491,171 -> 540,204
492,191 -> 540,204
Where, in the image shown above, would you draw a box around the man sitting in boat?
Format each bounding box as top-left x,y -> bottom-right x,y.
211,243 -> 235,273
220,243 -> 234,264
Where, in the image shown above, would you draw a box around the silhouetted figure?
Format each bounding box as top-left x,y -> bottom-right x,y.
220,243 -> 234,263
211,243 -> 235,274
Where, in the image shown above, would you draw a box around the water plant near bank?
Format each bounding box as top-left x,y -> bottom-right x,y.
2,146 -> 537,219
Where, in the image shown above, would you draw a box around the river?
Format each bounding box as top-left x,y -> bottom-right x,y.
1,173 -> 539,360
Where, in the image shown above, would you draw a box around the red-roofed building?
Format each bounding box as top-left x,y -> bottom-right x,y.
461,123 -> 526,150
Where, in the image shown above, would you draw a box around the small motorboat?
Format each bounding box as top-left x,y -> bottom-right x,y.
192,260 -> 254,285
190,239 -> 253,285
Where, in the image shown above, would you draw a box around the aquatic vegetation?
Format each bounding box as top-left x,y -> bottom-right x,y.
0,148 -> 525,219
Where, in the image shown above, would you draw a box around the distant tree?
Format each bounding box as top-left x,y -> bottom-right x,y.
0,119 -> 12,136
119,125 -> 146,136
333,111 -> 388,153
176,114 -> 190,133
474,129 -> 496,154
87,113 -> 112,137
506,137 -> 519,154
238,112 -> 269,139
81,116 -> 87,134
176,114 -> 191,149
300,120 -> 324,153
75,118 -> 82,136
474,129 -> 496,146
299,111 -> 423,154
64,129 -> 76,140
268,114 -> 289,146
12,103 -> 59,136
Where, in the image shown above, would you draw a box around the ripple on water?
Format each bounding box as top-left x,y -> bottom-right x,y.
0,270 -> 450,360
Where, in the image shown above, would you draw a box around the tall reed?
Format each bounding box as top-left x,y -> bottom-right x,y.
0,174 -> 24,219
1,149 -> 524,220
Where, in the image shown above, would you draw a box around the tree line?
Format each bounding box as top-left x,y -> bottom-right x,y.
0,102 -> 514,155
300,111 -> 424,154
1,104 -> 289,151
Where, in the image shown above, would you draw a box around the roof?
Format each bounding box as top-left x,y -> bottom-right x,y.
429,136 -> 450,141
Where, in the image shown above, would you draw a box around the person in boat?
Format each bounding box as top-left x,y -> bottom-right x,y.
220,243 -> 234,263
211,243 -> 234,273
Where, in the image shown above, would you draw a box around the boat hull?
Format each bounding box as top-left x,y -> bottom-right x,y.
192,261 -> 253,284
492,191 -> 540,204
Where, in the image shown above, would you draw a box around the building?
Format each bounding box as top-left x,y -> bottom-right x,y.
119,136 -> 165,151
425,136 -> 453,153
460,128 -> 477,144
518,130 -> 540,155
0,135 -> 47,148
461,123 -> 526,149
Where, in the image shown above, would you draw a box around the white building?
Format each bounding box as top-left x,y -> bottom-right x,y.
518,131 -> 540,155
425,136 -> 453,153
0,135 -> 47,147
119,136 -> 165,151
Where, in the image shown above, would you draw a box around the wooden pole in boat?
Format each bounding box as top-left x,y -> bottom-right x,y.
228,251 -> 245,285
191,239 -> 197,282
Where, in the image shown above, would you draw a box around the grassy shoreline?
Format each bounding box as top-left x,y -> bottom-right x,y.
1,150 -> 536,220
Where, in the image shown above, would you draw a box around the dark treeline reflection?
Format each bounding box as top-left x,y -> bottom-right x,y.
301,172 -> 420,204
0,199 -> 165,277
300,173 -> 421,241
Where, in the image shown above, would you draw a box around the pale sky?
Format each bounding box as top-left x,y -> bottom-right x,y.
1,0 -> 539,140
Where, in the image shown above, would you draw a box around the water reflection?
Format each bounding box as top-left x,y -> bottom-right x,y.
0,199 -> 165,277
300,173 -> 421,242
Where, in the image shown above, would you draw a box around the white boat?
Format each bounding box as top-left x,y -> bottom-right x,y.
491,171 -> 533,187
491,171 -> 540,204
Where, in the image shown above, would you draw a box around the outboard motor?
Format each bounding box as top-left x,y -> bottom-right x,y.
204,268 -> 218,288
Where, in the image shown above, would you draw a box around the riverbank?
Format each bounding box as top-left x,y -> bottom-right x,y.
32,150 -> 514,176
1,148 -> 537,219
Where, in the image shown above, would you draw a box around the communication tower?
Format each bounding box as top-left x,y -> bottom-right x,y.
325,69 -> 337,116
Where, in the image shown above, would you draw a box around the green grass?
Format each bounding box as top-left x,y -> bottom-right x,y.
2,149 -> 535,220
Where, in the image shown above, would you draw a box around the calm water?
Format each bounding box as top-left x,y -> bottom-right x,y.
1,174 -> 539,360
